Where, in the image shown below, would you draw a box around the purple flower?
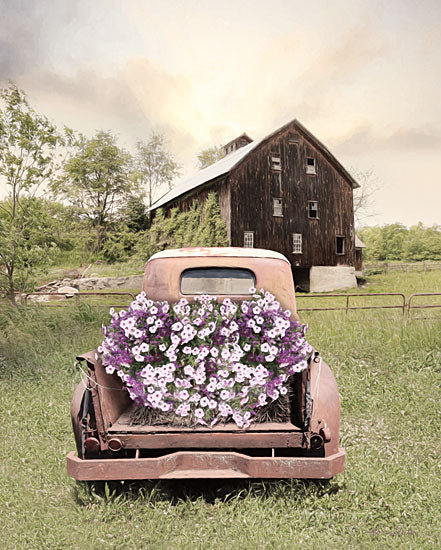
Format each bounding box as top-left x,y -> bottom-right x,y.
100,290 -> 309,428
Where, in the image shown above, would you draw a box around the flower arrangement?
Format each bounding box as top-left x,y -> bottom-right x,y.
99,289 -> 311,429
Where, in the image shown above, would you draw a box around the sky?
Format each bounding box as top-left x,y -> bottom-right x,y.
1,0 -> 440,227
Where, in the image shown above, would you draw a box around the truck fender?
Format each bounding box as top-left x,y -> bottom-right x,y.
309,354 -> 341,456
71,351 -> 100,457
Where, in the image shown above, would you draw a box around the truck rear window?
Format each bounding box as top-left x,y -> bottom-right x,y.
180,268 -> 255,295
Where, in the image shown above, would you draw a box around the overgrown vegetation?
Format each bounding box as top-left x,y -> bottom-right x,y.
358,223 -> 441,262
0,85 -> 232,302
133,192 -> 228,263
0,85 -> 66,303
52,130 -> 135,253
0,271 -> 440,549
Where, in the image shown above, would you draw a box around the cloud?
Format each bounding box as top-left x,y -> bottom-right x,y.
385,127 -> 441,150
0,1 -> 80,78
331,124 -> 441,154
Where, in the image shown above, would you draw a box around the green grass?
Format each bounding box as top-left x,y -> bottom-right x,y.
295,270 -> 441,317
40,256 -> 145,286
1,273 -> 440,549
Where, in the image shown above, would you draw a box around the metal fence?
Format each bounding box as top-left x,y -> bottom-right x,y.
296,292 -> 441,319
21,290 -> 441,319
296,292 -> 407,315
363,262 -> 441,274
23,291 -> 135,308
407,293 -> 441,318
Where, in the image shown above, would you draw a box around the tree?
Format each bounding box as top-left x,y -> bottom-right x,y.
132,133 -> 181,208
197,145 -> 225,169
0,84 -> 63,304
351,168 -> 382,226
119,195 -> 150,232
52,130 -> 134,252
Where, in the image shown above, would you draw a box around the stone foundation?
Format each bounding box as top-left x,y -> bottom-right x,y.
309,266 -> 357,293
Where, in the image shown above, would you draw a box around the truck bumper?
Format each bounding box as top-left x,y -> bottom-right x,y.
67,448 -> 345,480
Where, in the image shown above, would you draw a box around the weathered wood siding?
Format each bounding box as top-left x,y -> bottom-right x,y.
355,249 -> 363,271
229,121 -> 355,267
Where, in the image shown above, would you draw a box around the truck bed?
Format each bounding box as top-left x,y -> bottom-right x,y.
108,403 -> 301,434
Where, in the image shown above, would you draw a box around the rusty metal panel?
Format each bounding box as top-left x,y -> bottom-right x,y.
142,255 -> 298,318
67,448 -> 346,480
113,431 -> 305,449
76,353 -> 131,446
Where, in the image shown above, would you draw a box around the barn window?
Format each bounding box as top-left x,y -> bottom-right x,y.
244,231 -> 254,248
293,233 -> 302,254
271,154 -> 281,171
306,157 -> 316,174
336,236 -> 345,255
273,198 -> 283,217
308,200 -> 318,219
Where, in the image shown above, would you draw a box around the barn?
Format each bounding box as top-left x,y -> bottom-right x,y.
150,119 -> 361,292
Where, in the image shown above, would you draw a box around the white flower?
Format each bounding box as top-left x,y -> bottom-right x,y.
179,390 -> 189,400
200,396 -> 209,407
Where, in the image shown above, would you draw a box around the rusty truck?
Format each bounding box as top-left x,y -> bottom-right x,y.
67,247 -> 345,480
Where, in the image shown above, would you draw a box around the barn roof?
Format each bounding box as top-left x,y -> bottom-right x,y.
355,236 -> 366,248
150,119 -> 358,212
222,132 -> 254,150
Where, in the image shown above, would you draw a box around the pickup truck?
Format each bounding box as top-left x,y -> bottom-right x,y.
67,247 -> 345,480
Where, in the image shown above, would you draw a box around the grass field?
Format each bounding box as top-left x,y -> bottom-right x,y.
0,271 -> 440,549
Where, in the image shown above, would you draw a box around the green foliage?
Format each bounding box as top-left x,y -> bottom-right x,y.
358,223 -> 441,262
52,130 -> 135,252
0,272 -> 440,548
196,191 -> 229,246
119,195 -> 150,232
100,224 -> 139,263
135,192 -> 228,261
132,134 -> 181,207
197,145 -> 225,169
0,197 -> 55,296
403,223 -> 441,261
0,84 -> 63,303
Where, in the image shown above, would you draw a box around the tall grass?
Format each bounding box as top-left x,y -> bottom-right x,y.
0,272 -> 440,549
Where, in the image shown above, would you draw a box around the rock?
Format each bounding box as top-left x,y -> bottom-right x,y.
36,275 -> 144,293
29,294 -> 50,303
57,286 -> 79,297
